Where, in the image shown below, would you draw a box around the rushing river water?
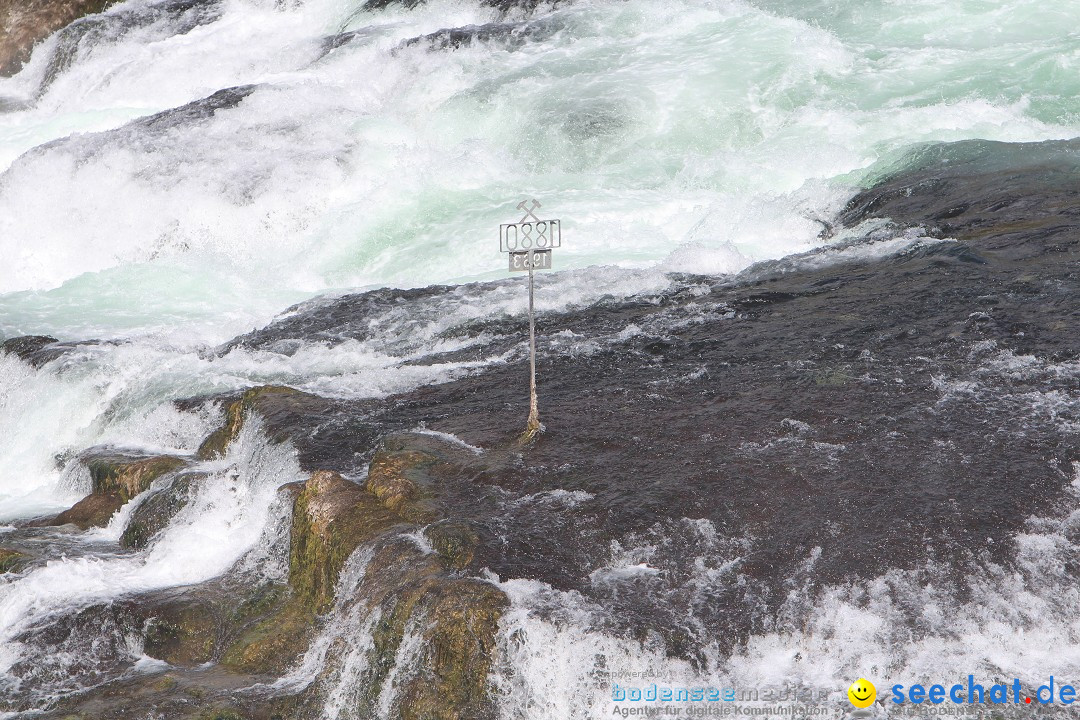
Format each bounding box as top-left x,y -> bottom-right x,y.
1,0 -> 1080,717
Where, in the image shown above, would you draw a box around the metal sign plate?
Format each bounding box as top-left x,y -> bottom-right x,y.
500,220 -> 561,253
509,249 -> 552,272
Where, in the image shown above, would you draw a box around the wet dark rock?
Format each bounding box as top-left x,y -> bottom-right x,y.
218,469 -> 395,674
28,450 -> 187,530
141,592 -> 219,666
10,579 -> 292,716
6,601 -> 143,712
425,519 -> 480,570
188,383 -> 383,473
368,552 -> 507,720
85,451 -> 187,502
196,384 -> 315,460
0,335 -> 69,367
46,492 -> 125,530
38,0 -> 222,91
119,472 -> 205,549
289,469 -> 400,612
0,0 -> 114,76
838,137 -> 1080,256
15,84 -> 255,178
398,17 -> 562,53
128,84 -> 254,133
220,285 -> 452,355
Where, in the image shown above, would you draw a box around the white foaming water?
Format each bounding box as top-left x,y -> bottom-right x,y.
490,508 -> 1080,719
0,0 -> 1078,338
489,348 -> 1080,719
0,0 -> 1075,510
0,418 -> 304,686
262,546 -> 378,697
0,0 -> 1077,715
0,265 -> 676,520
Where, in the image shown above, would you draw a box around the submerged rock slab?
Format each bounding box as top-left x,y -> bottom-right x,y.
14,136 -> 1080,717
0,335 -> 74,368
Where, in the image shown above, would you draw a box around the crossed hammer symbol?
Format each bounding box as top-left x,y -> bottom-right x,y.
517,199 -> 542,223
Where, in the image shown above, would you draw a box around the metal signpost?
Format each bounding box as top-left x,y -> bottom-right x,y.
499,199 -> 561,441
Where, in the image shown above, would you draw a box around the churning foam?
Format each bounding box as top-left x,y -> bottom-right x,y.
0,418 -> 304,696
0,0 -> 1077,340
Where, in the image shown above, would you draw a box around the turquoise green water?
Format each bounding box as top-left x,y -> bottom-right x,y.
0,1 -> 1079,713
0,0 -> 1075,343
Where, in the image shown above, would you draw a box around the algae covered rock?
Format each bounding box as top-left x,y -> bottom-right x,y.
138,580 -> 292,672
345,538 -> 508,720
221,470 -> 399,675
366,447 -> 432,512
219,594 -> 314,676
34,450 -> 187,531
0,548 -> 26,573
85,451 -> 187,503
196,385 -> 310,460
290,470 -> 399,612
365,431 -> 482,524
142,598 -> 218,667
424,520 -> 480,570
396,578 -> 508,720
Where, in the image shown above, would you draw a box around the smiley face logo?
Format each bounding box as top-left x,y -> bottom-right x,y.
847,678 -> 876,708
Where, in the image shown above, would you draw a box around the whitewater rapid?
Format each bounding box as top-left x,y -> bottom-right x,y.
2,0 -> 1080,716
1,0 -> 1077,341
1,0 -> 1077,515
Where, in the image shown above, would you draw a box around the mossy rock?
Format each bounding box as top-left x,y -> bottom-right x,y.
365,433 -> 474,524
120,473 -> 204,549
196,385 -> 308,460
366,448 -> 433,509
396,579 -> 508,720
424,520 -> 479,570
0,548 -> 26,574
221,469 -> 401,675
230,582 -> 288,626
85,452 -> 187,503
356,540 -> 508,720
37,451 -> 188,530
290,470 -> 400,612
219,596 -> 314,675
133,577 -> 296,671
142,601 -> 218,666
